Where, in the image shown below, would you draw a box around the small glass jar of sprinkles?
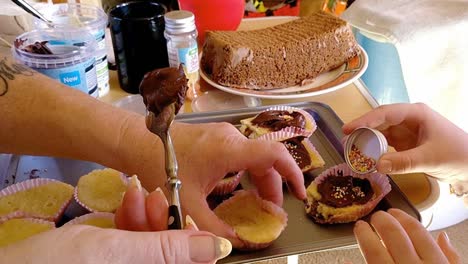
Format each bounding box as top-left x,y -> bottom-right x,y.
344,127 -> 388,174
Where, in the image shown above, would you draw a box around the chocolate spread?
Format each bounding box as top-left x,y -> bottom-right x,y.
139,65 -> 188,115
15,39 -> 53,55
281,137 -> 310,170
251,110 -> 306,131
317,173 -> 374,208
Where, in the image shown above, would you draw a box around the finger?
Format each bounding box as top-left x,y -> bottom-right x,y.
243,140 -> 306,201
387,209 -> 448,263
145,187 -> 169,231
376,145 -> 431,174
188,199 -> 244,249
353,220 -> 395,264
114,206 -> 127,230
249,167 -> 283,206
342,103 -> 426,134
119,186 -> 150,231
436,232 -> 461,264
370,210 -> 420,263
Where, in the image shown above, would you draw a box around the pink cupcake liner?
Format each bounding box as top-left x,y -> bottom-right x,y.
214,190 -> 288,251
0,178 -> 74,223
264,105 -> 317,136
211,171 -> 243,196
259,130 -> 325,172
307,163 -> 391,224
63,212 -> 115,228
74,170 -> 128,213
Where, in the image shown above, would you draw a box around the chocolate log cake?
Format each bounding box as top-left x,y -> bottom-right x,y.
201,11 -> 360,90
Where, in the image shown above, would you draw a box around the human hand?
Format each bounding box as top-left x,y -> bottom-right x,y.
342,103 -> 468,183
170,122 -> 305,247
354,209 -> 460,264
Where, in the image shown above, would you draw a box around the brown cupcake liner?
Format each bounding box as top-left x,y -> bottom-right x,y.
306,163 -> 391,224
63,212 -> 115,228
211,171 -> 243,196
214,190 -> 288,251
74,170 -> 128,213
0,178 -> 73,223
259,129 -> 325,172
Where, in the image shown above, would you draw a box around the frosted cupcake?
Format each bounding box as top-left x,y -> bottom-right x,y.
259,128 -> 325,172
0,218 -> 55,247
214,190 -> 287,250
305,163 -> 391,224
0,178 -> 74,223
74,168 -> 128,213
63,212 -> 115,229
239,106 -> 316,139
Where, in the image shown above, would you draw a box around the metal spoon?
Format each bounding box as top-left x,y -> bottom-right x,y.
145,103 -> 183,230
11,0 -> 55,28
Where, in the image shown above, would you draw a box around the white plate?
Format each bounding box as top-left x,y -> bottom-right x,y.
200,45 -> 368,99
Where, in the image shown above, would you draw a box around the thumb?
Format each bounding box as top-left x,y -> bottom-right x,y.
376,147 -> 428,174
94,228 -> 232,264
436,232 -> 461,264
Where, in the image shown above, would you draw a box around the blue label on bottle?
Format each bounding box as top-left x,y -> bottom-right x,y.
60,71 -> 81,86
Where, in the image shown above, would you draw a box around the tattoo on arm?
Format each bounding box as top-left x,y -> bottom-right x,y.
0,57 -> 34,96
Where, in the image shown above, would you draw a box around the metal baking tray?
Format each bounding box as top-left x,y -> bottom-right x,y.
0,101 -> 420,263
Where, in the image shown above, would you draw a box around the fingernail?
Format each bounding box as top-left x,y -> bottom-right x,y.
379,159 -> 393,173
186,215 -> 199,231
154,187 -> 169,207
442,231 -> 450,242
189,236 -> 232,262
129,175 -> 142,191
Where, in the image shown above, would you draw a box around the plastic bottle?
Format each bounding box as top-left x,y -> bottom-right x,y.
164,10 -> 200,100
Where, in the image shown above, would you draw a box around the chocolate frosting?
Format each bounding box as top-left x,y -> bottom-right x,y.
139,65 -> 188,115
15,39 -> 53,55
281,137 -> 310,170
317,172 -> 374,208
252,110 -> 306,131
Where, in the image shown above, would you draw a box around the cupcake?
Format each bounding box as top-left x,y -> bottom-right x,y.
259,128 -> 325,172
214,190 -> 288,250
74,168 -> 128,213
210,171 -> 243,196
63,212 -> 115,229
0,178 -> 74,223
239,106 -> 316,139
305,163 -> 391,224
0,218 -> 55,247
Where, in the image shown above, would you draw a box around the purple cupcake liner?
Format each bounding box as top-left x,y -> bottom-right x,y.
211,171 -> 243,196
74,169 -> 128,213
307,163 -> 391,224
0,178 -> 74,223
214,190 -> 288,251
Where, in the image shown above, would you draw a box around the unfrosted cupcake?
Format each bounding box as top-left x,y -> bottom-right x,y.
0,218 -> 55,247
0,178 -> 74,223
63,212 -> 115,229
74,168 -> 128,213
214,190 -> 287,250
211,171 -> 243,196
239,106 -> 316,139
259,128 -> 325,172
305,163 -> 391,224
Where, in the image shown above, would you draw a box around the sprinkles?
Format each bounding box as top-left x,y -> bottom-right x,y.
349,144 -> 376,172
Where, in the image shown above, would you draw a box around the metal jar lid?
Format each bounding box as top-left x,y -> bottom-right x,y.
344,127 -> 388,174
164,10 -> 196,34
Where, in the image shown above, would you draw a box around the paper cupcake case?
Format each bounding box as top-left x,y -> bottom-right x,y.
214,190 -> 288,251
307,163 -> 391,224
264,105 -> 317,136
74,171 -> 129,213
0,178 -> 73,223
211,171 -> 243,196
63,212 -> 115,228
